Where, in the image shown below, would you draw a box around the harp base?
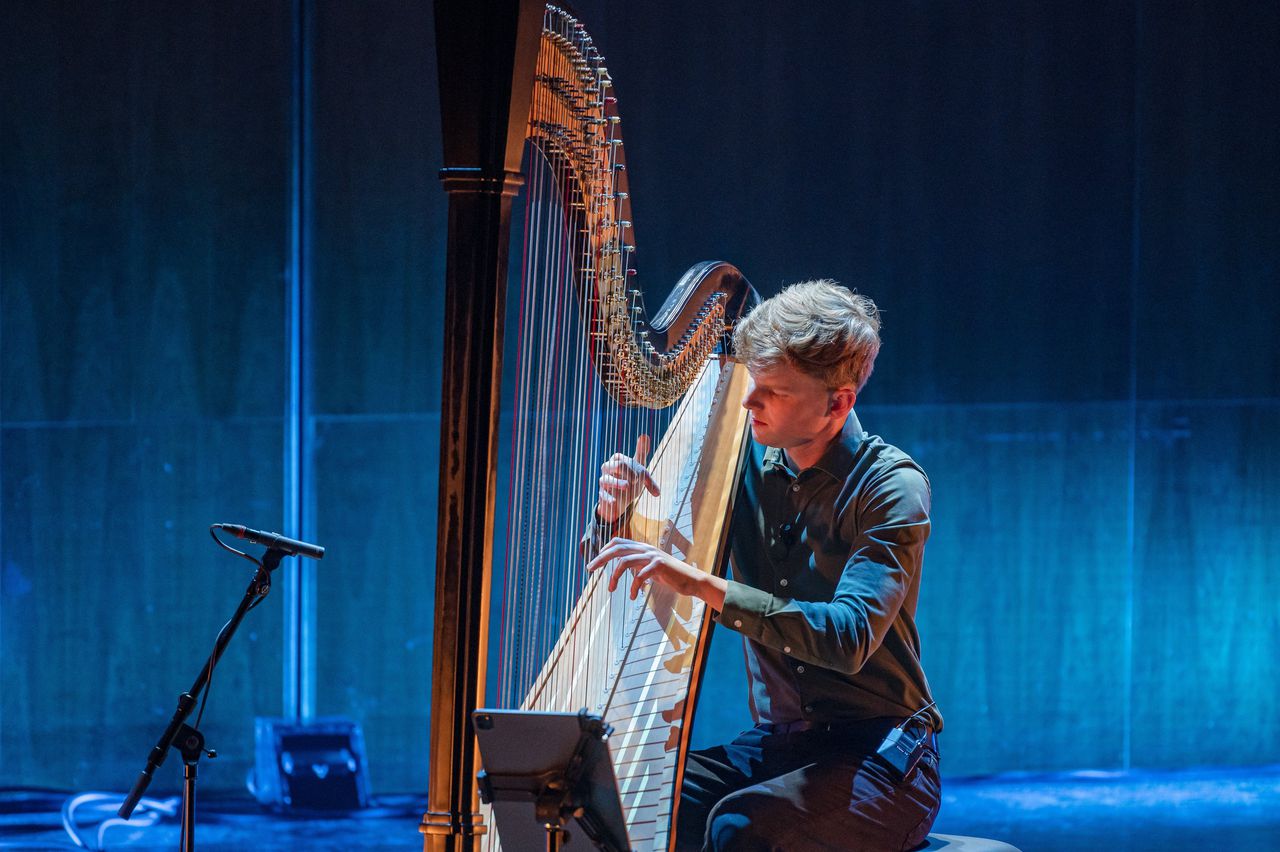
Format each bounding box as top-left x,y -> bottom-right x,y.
419,810 -> 488,837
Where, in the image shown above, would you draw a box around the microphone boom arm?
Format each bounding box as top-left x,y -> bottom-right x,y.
118,546 -> 287,822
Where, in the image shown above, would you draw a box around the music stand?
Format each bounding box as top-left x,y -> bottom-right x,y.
473,709 -> 631,852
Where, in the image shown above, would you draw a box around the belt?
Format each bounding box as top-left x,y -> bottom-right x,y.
763,717 -> 938,750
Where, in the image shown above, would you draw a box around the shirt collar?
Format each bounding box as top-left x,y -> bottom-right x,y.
761,411 -> 866,481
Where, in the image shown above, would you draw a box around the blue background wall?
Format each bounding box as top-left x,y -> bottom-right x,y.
1,0 -> 1276,797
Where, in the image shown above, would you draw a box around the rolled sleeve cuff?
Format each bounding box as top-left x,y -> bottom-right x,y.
718,580 -> 774,638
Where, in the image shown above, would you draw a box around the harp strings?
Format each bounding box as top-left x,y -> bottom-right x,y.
497,214 -> 672,710
505,357 -> 710,717
479,12 -> 751,852
496,25 -> 672,710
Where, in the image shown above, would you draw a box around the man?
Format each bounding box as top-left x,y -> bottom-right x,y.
586,280 -> 942,851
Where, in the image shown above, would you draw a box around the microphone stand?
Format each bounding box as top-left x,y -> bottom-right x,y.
118,547 -> 288,852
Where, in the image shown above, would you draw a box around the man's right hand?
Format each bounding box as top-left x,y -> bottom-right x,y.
596,434 -> 661,523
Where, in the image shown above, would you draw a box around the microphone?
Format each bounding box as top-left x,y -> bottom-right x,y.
215,524 -> 325,560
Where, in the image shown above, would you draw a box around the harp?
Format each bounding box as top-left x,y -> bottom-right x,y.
423,4 -> 757,850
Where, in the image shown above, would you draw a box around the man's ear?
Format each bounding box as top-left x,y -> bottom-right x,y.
830,387 -> 857,417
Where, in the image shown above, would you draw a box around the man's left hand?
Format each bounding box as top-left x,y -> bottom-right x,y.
586,537 -> 721,605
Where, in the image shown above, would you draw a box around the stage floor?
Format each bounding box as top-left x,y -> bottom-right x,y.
3,764 -> 1278,851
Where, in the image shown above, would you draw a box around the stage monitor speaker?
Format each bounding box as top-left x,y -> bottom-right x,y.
253,716 -> 371,811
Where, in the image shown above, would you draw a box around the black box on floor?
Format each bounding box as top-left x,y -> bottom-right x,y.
253,716 -> 371,811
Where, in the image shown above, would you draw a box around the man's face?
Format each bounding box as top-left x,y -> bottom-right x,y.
741,361 -> 839,450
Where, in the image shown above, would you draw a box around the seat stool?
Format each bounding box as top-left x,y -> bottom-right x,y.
918,834 -> 1022,851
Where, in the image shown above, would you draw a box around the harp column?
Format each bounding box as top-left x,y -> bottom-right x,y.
422,2 -> 542,850
419,169 -> 521,851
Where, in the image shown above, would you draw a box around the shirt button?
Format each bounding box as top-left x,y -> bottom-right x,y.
790,483 -> 801,492
733,619 -> 743,628
803,704 -> 814,714
783,645 -> 791,654
796,665 -> 805,674
779,578 -> 788,588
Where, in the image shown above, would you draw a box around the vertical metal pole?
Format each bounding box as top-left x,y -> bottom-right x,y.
181,761 -> 197,852
284,0 -> 316,724
1122,0 -> 1145,774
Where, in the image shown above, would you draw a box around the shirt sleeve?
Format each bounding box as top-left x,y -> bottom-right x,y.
718,462 -> 931,675
578,510 -> 631,561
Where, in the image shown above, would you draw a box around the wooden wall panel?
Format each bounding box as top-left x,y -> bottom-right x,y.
0,1 -> 290,422
577,0 -> 1136,406
0,1 -> 291,791
309,417 -> 440,793
0,422 -> 284,790
1134,0 -> 1280,401
1130,405 -> 1280,767
876,404 -> 1133,774
1126,0 -> 1280,767
309,0 -> 444,416
304,2 -> 444,793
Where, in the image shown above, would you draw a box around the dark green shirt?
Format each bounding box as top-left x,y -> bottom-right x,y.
719,411 -> 943,732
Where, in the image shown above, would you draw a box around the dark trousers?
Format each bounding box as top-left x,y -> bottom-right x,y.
675,719 -> 941,851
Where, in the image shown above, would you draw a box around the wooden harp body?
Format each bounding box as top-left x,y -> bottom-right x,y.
425,5 -> 757,850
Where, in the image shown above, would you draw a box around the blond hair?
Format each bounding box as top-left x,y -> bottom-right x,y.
732,279 -> 881,392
